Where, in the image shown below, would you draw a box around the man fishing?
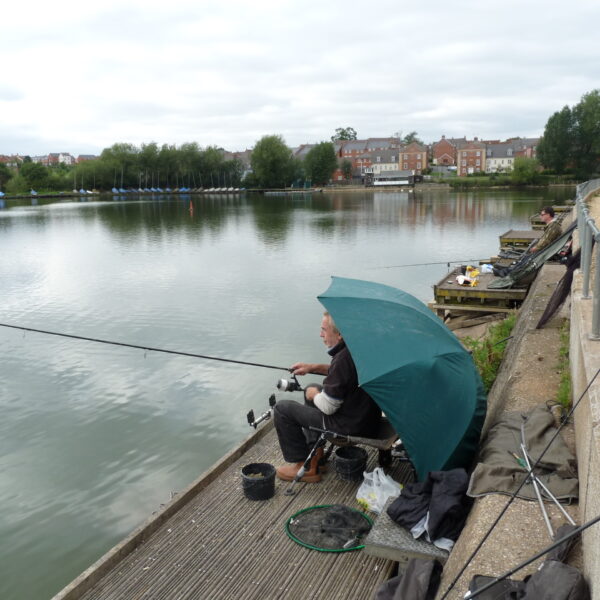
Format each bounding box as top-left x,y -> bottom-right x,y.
529,206 -> 562,253
273,311 -> 381,482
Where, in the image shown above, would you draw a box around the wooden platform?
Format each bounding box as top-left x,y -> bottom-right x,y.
432,268 -> 528,317
53,422 -> 417,600
499,229 -> 539,249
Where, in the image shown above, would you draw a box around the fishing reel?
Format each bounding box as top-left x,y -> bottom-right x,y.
247,394 -> 277,429
276,374 -> 303,392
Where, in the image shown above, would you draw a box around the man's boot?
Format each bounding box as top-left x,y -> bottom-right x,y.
276,447 -> 323,482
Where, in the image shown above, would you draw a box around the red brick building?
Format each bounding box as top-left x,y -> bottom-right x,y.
432,136 -> 457,166
399,142 -> 428,174
457,142 -> 486,176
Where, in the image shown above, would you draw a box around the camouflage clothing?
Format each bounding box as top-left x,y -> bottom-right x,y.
535,218 -> 562,252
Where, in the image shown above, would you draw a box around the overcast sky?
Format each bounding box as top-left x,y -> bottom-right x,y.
2,0 -> 599,156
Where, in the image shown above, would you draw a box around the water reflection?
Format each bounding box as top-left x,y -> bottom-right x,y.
0,188 -> 574,241
0,188 -> 575,598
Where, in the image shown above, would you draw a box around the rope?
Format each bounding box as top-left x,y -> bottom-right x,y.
0,322 -> 289,372
440,367 -> 600,599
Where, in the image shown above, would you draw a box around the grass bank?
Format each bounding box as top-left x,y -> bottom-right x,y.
463,315 -> 517,392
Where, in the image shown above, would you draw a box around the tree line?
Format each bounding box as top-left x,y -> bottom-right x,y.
0,142 -> 246,194
538,89 -> 600,178
0,137 -> 348,194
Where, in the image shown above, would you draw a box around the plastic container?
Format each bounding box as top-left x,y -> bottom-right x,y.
241,462 -> 276,500
334,446 -> 368,481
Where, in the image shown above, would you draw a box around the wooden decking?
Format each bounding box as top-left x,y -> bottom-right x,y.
431,268 -> 528,317
54,423 -> 414,600
499,229 -> 539,249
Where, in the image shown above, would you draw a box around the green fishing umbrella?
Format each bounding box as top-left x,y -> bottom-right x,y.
318,276 -> 487,480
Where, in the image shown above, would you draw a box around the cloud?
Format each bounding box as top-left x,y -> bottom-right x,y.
1,0 -> 600,155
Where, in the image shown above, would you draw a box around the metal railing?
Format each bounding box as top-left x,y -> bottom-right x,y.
576,178 -> 600,339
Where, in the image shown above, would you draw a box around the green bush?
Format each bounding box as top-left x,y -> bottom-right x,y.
463,315 -> 516,392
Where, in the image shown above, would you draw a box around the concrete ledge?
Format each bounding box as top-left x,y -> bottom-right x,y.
436,263 -> 577,599
570,275 -> 600,599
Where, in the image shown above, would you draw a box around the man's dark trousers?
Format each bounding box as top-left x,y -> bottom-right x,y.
273,397 -> 325,463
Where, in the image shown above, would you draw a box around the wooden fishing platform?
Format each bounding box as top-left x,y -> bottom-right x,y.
498,229 -> 539,250
53,422 -> 418,600
430,268 -> 528,318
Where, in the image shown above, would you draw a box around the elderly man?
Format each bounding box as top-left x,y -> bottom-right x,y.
273,311 -> 381,483
529,206 -> 562,253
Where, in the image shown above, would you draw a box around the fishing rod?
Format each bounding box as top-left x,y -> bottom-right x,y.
0,322 -> 289,372
440,366 -> 600,599
375,258 -> 490,270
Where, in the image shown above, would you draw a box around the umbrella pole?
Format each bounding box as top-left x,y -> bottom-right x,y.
284,432 -> 327,496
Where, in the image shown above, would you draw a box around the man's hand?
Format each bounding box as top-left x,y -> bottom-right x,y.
290,363 -> 329,376
290,362 -> 311,376
305,386 -> 319,402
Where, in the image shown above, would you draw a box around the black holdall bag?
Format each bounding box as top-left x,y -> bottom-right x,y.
467,524 -> 590,600
468,561 -> 590,600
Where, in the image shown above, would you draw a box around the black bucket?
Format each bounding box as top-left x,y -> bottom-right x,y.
334,446 -> 368,481
241,462 -> 276,501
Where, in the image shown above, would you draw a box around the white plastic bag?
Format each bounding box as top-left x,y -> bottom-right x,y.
356,467 -> 402,514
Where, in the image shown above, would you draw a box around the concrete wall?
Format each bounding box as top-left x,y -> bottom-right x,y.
570,190 -> 600,599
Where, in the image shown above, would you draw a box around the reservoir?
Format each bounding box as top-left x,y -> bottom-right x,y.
0,187 -> 573,599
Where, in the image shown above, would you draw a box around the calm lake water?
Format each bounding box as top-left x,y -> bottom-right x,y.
0,187 -> 573,599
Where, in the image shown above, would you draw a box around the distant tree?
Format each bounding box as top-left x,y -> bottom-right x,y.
402,131 -> 423,145
341,159 -> 353,181
138,142 -> 160,186
537,106 -> 574,174
571,89 -> 600,178
511,157 -> 541,185
158,144 -> 178,187
20,161 -> 48,189
6,173 -> 28,194
331,127 -> 357,141
250,135 -> 294,188
538,89 -> 600,178
303,142 -> 337,185
0,162 -> 12,189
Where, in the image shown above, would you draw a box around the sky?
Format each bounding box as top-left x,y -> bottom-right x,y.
2,0 -> 600,157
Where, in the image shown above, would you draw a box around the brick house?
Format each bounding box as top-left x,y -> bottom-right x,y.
47,153 -> 75,166
399,142 -> 428,174
365,149 -> 400,176
0,155 -> 23,168
340,140 -> 368,160
485,143 -> 518,173
457,141 -> 486,176
292,144 -> 316,160
76,155 -> 97,163
485,138 -> 540,173
365,138 -> 399,152
432,136 -> 458,166
507,137 -> 539,158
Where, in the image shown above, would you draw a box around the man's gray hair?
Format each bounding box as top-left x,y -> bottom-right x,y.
323,311 -> 340,336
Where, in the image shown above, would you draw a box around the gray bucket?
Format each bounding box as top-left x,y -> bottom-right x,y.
241,462 -> 276,500
334,446 -> 368,481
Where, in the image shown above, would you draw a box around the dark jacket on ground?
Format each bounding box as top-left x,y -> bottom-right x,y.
387,468 -> 471,542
